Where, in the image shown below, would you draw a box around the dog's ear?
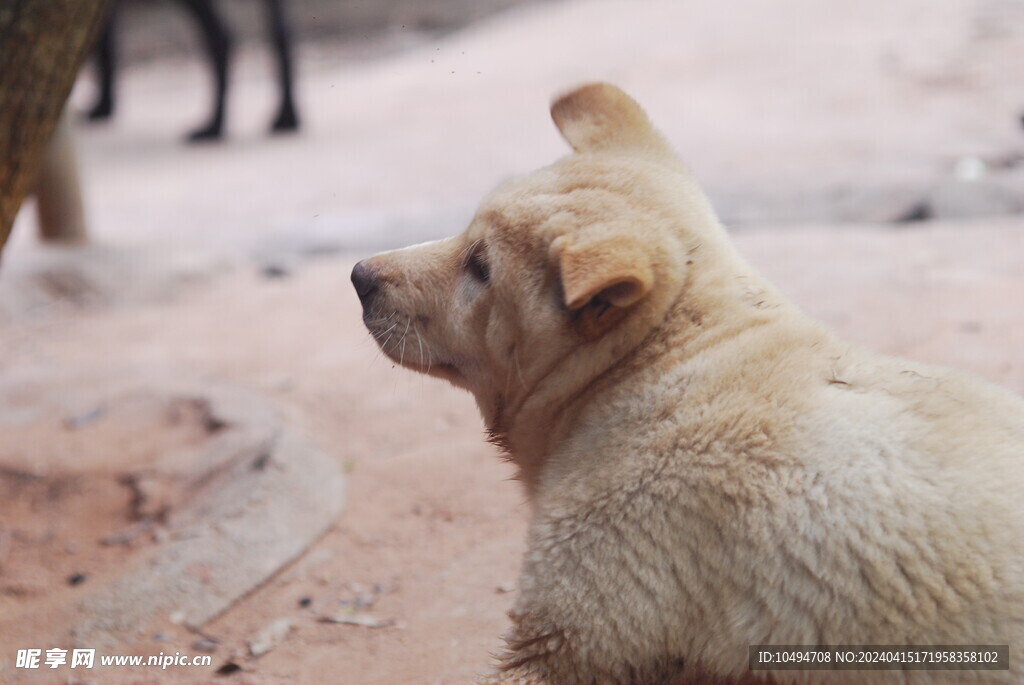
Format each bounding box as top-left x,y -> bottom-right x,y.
551,82 -> 671,158
555,233 -> 653,312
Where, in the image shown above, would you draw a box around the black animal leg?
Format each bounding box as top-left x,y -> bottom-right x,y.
265,0 -> 300,133
179,0 -> 232,142
86,1 -> 120,121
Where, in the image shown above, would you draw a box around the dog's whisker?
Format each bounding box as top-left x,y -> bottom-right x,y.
398,317 -> 411,367
424,340 -> 433,375
379,312 -> 403,353
379,326 -> 397,352
410,325 -> 433,374
456,238 -> 481,267
373,321 -> 399,342
414,325 -> 425,368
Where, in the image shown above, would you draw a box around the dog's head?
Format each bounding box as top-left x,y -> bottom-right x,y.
353,83 -> 729,449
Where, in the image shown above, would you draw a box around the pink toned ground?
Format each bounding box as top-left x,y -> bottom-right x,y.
1,0 -> 1023,683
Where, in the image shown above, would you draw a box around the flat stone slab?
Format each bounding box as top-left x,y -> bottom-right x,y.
0,368 -> 346,650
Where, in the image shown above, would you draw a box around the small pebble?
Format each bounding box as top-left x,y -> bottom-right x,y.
191,638 -> 218,653
298,596 -> 312,608
215,661 -> 241,675
68,573 -> 87,586
261,263 -> 290,279
319,613 -> 395,628
64,406 -> 106,430
954,156 -> 986,182
248,617 -> 293,657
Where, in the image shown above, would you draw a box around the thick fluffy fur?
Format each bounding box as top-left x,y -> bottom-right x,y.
353,83 -> 1024,684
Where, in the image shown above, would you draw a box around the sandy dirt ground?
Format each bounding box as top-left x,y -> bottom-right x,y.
1,0 -> 1024,683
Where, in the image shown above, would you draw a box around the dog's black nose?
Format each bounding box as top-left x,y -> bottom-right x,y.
351,260 -> 379,305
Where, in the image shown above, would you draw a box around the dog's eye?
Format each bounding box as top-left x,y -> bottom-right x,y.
465,244 -> 491,284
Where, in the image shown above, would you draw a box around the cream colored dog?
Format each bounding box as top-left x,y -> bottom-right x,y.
352,83 -> 1024,684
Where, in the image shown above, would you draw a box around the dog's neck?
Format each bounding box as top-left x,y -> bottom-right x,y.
484,366 -> 594,496
486,283 -> 688,494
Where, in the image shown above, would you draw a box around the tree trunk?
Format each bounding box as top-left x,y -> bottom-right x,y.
0,0 -> 110,259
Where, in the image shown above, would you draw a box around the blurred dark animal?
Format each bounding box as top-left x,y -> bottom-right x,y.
86,0 -> 300,142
